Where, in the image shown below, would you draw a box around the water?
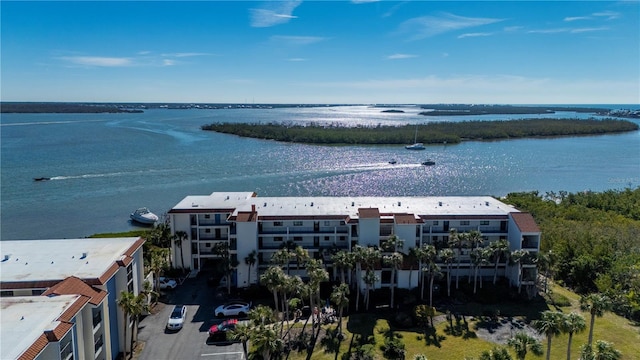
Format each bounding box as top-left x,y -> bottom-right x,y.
1,105 -> 639,240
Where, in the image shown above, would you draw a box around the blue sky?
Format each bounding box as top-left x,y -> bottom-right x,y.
2,1 -> 638,104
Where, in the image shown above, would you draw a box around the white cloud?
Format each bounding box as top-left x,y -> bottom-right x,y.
162,52 -> 211,58
396,13 -> 503,41
564,16 -> 591,22
351,0 -> 380,3
457,32 -> 492,39
528,27 -> 608,34
593,11 -> 620,20
287,58 -> 307,62
250,1 -> 302,28
162,59 -> 176,66
504,26 -> 523,32
571,27 -> 609,33
271,35 -> 327,45
386,54 -> 418,60
59,56 -> 132,67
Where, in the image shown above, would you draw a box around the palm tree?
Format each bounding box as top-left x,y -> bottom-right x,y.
579,340 -> 622,360
466,230 -> 483,283
507,331 -> 543,360
252,324 -> 284,360
479,346 -> 514,360
244,249 -> 257,286
532,310 -> 563,360
331,250 -> 353,285
361,246 -> 381,311
383,251 -> 403,309
261,266 -> 286,315
363,269 -> 379,311
488,239 -> 510,285
561,312 -> 586,360
510,249 -> 529,293
580,293 -> 612,347
293,245 -> 309,273
352,245 -> 365,311
447,228 -> 465,289
416,244 -> 436,301
470,248 -> 490,294
129,291 -> 149,357
536,250 -> 556,293
438,248 -> 455,297
330,282 -> 350,335
172,230 -> 188,271
228,322 -> 252,359
406,246 -> 420,290
423,260 -> 442,308
117,291 -> 136,359
149,247 -> 169,300
272,248 -> 292,274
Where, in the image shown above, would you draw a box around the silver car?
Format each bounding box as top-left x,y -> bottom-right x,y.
166,305 -> 187,331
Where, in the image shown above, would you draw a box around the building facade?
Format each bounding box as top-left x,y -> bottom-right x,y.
0,237 -> 145,360
168,192 -> 540,295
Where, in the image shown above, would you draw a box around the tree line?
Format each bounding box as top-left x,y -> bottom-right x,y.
502,188 -> 640,321
201,118 -> 638,145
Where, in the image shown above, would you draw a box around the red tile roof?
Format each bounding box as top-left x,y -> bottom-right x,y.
358,208 -> 380,218
510,212 -> 540,233
394,214 -> 418,224
42,276 -> 107,305
236,211 -> 257,222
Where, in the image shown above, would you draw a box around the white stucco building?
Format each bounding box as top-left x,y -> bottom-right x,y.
0,237 -> 145,360
168,192 -> 540,295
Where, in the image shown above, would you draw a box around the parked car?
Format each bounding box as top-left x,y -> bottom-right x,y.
214,301 -> 251,318
208,319 -> 238,340
159,277 -> 177,290
166,305 -> 187,331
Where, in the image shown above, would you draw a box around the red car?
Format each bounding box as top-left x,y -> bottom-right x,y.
208,319 -> 238,340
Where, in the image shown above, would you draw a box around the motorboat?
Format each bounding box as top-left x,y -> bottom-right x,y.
389,159 -> 397,164
130,207 -> 159,225
421,160 -> 436,166
33,177 -> 51,182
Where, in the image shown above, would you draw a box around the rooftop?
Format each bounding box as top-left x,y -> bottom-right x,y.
1,295 -> 83,360
0,237 -> 144,286
170,192 -> 519,219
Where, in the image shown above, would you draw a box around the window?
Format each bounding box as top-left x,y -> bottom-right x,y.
60,336 -> 73,360
0,290 -> 14,297
480,221 -> 490,226
460,221 -> 470,226
274,236 -> 283,242
31,289 -> 45,296
324,236 -> 330,241
205,228 -> 211,233
94,334 -> 104,353
274,221 -> 283,227
127,264 -> 134,292
92,308 -> 102,327
324,221 -> 331,226
205,243 -> 211,248
294,236 -> 303,241
293,221 -> 303,226
381,270 -> 391,284
340,221 -> 345,225
339,236 -> 346,241
433,221 -> 439,225
204,214 -> 210,219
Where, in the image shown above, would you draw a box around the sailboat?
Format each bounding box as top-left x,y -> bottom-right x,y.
405,125 -> 425,150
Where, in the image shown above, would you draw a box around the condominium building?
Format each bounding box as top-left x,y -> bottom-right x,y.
0,237 -> 145,360
168,192 -> 540,295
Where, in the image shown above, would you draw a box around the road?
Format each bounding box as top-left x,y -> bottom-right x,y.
136,274 -> 245,360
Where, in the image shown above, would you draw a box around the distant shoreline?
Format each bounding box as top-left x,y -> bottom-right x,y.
202,118 -> 639,145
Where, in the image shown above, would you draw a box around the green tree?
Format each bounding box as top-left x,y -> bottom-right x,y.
580,293 -> 612,347
507,331 -> 543,360
532,310 -> 564,360
244,249 -> 257,286
330,282 -> 350,335
479,346 -> 514,360
489,239 -> 510,285
261,266 -> 286,315
382,235 -> 404,309
448,228 -> 465,289
228,322 -> 252,359
579,340 -> 622,360
117,291 -> 136,359
438,248 -> 455,297
331,250 -> 354,285
561,312 -> 587,360
172,230 -> 188,271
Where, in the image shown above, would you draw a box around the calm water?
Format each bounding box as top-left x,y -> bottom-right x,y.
1,105 -> 639,240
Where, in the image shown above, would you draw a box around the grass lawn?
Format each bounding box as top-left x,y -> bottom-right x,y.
282,283 -> 638,360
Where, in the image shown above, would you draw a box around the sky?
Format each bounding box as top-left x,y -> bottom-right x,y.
1,1 -> 639,104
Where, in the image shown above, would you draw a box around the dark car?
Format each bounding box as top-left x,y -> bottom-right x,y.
208,319 -> 238,340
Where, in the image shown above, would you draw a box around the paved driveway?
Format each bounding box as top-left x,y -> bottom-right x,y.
137,275 -> 245,360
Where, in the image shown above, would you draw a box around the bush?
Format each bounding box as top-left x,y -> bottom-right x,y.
381,336 -> 406,360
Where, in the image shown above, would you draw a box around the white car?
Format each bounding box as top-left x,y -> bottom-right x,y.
159,277 -> 177,290
166,305 -> 187,331
214,301 -> 251,318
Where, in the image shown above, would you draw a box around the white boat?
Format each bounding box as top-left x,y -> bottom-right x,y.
130,207 -> 159,225
405,125 -> 426,150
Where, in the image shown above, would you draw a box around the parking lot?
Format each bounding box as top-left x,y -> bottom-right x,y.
136,274 -> 245,360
